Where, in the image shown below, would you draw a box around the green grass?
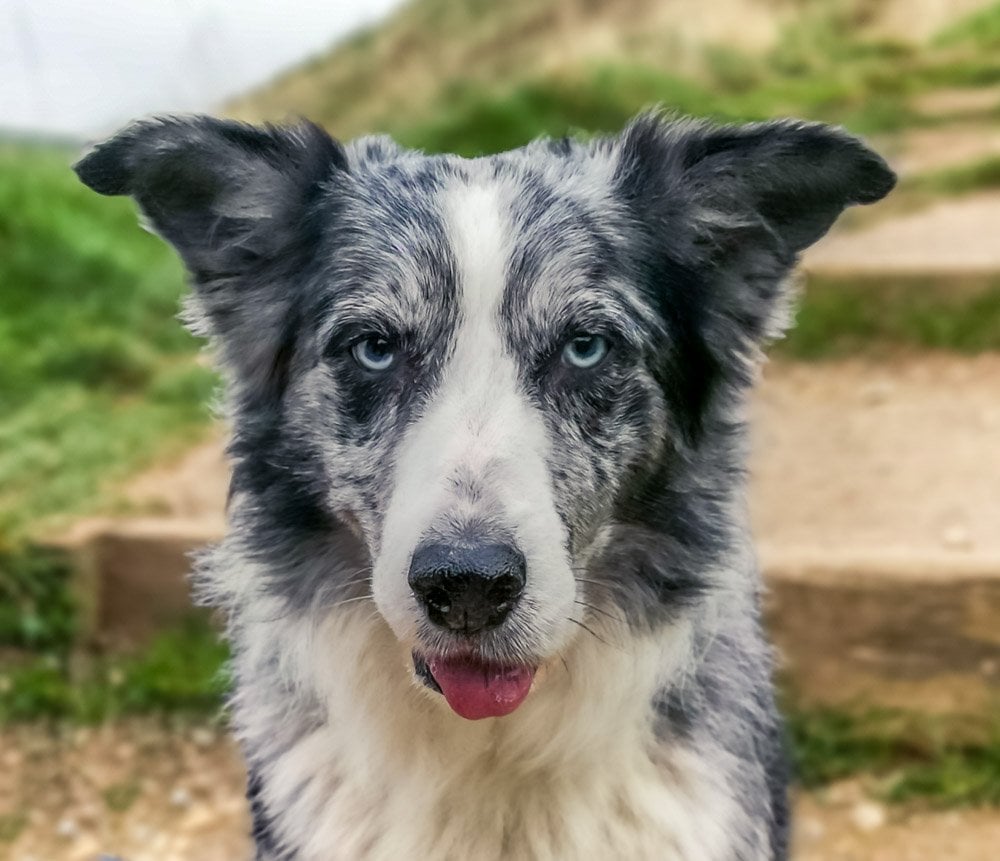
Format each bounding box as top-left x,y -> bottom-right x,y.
905,154 -> 1000,197
392,59 -> 923,158
385,4 -> 1000,160
934,1 -> 1000,50
790,706 -> 1000,807
373,0 -> 1000,165
783,276 -> 1000,359
0,143 -> 216,542
0,618 -> 229,724
0,545 -> 76,650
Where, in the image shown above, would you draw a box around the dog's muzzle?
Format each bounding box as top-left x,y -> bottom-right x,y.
408,541 -> 536,720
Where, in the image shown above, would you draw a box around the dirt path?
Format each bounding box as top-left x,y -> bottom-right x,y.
883,121 -> 1000,177
0,722 -> 248,861
750,354 -> 1000,559
803,192 -> 1000,275
1,722 -> 998,861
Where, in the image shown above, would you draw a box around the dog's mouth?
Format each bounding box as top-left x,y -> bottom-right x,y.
412,651 -> 536,720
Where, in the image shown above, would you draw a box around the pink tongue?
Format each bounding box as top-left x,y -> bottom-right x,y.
428,657 -> 535,720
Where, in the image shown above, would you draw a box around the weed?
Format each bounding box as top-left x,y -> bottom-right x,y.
934,2 -> 1000,50
0,546 -> 75,650
906,155 -> 1000,197
0,618 -> 230,723
783,276 -> 1000,358
789,704 -> 1000,807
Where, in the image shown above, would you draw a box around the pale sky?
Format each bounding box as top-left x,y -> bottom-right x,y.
0,0 -> 404,140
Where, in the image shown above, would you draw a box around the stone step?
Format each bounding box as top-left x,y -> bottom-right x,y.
52,517 -> 224,647
762,546 -> 1000,714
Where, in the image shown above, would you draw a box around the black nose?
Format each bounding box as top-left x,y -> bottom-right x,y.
408,542 -> 526,635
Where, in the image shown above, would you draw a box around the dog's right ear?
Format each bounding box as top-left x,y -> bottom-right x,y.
75,116 -> 348,395
74,115 -> 346,277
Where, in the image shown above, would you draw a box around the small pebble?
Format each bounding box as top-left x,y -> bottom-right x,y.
941,524 -> 973,550
180,806 -> 216,831
55,817 -> 79,839
797,815 -> 826,842
170,786 -> 193,808
130,822 -> 155,842
851,801 -> 886,832
67,834 -> 101,861
191,727 -> 215,748
860,380 -> 894,406
76,802 -> 101,824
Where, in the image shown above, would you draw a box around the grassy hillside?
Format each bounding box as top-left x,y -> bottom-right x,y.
229,0 -> 1000,150
0,143 -> 214,542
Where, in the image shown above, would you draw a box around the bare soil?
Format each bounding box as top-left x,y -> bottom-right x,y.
0,722 -> 248,861
910,85 -> 1000,120
2,722 -> 998,861
803,192 -> 1000,275
881,121 -> 1000,177
751,354 -> 1000,559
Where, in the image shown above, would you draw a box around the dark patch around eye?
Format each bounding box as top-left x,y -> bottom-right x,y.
634,252 -> 720,446
336,354 -> 410,427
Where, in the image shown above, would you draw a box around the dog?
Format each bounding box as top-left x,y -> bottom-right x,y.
75,111 -> 894,860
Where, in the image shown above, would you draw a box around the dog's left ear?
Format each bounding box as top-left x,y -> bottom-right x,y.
75,116 -> 348,397
615,113 -> 896,343
613,113 -> 894,442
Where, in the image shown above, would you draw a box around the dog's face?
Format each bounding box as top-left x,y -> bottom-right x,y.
76,114 -> 893,719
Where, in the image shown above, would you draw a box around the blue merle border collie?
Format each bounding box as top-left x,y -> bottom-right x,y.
76,111 -> 893,859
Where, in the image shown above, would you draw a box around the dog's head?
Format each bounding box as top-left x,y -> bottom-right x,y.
76,113 -> 893,719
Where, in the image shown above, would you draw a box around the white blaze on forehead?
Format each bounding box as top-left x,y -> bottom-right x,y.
371,175 -> 576,654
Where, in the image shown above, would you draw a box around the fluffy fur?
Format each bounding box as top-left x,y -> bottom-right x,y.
75,112 -> 894,860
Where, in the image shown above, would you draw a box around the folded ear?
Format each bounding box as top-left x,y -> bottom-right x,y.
613,112 -> 894,438
74,116 -> 347,397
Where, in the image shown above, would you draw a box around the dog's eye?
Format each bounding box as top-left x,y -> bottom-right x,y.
562,334 -> 609,369
352,336 -> 397,372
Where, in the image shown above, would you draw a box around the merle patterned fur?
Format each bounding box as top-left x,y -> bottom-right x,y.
75,112 -> 893,860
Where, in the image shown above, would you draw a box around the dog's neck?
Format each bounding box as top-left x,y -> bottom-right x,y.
231,595 -> 760,860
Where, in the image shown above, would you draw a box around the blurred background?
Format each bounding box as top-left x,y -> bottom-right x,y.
2,0 -> 1000,858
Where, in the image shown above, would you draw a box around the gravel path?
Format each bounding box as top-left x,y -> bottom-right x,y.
1,722 -> 998,860
0,722 -> 249,861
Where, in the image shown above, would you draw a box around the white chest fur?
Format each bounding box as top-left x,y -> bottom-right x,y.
236,606 -> 757,861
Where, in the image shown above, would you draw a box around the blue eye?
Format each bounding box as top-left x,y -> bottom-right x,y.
352,336 -> 397,372
562,334 -> 609,369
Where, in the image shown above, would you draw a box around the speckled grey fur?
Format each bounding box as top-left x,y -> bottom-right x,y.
75,112 -> 894,860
